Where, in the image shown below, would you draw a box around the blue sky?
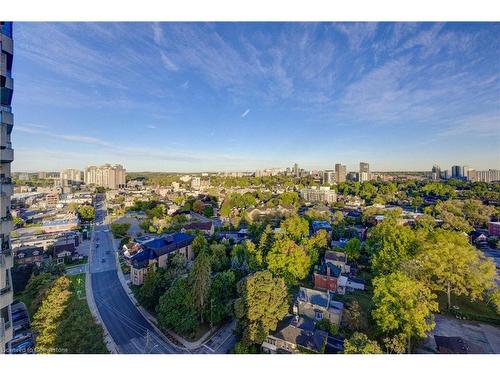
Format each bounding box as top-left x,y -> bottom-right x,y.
11,22 -> 500,172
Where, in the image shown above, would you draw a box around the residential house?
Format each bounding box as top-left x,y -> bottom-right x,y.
294,287 -> 344,326
124,233 -> 194,285
313,263 -> 342,293
311,220 -> 332,236
261,316 -> 328,354
324,250 -> 350,274
14,246 -> 45,267
181,221 -> 214,236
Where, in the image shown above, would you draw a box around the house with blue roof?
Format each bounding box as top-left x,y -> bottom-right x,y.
124,232 -> 194,285
310,220 -> 332,236
294,287 -> 344,326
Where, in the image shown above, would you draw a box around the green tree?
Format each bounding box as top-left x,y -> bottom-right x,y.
192,235 -> 208,256
234,271 -> 289,345
13,215 -> 24,227
372,272 -> 438,353
78,205 -> 95,221
210,243 -> 229,272
342,300 -> 365,332
190,248 -> 212,323
157,278 -> 198,336
205,270 -> 237,326
343,332 -> 383,354
366,219 -> 416,275
279,214 -> 309,243
344,238 -> 361,262
32,277 -> 73,353
415,229 -> 497,308
266,237 -> 311,285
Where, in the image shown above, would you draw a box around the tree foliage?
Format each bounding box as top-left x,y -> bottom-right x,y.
343,332 -> 383,354
372,272 -> 438,352
414,229 -> 497,308
234,271 -> 289,345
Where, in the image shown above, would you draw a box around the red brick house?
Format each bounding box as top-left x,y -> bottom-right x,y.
313,263 -> 341,292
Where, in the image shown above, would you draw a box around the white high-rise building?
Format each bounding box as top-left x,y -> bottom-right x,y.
84,164 -> 126,189
1,21 -> 14,351
359,162 -> 370,182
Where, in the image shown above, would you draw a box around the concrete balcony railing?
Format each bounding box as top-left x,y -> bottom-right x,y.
0,146 -> 13,163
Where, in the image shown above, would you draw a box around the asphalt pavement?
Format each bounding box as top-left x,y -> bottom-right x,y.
89,196 -> 184,354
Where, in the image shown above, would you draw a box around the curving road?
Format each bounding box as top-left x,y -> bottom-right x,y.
89,195 -> 184,354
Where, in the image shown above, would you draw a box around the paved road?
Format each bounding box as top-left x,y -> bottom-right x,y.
90,196 -> 184,354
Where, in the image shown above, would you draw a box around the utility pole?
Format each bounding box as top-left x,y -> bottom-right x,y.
145,330 -> 150,354
210,298 -> 214,331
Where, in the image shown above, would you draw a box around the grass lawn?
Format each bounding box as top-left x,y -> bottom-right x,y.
436,292 -> 500,326
70,273 -> 86,300
65,258 -> 88,268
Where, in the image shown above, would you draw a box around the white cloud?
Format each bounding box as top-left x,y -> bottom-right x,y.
147,125 -> 157,129
241,109 -> 250,118
160,51 -> 178,71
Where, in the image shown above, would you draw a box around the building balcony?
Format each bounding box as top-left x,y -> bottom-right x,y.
0,252 -> 13,269
0,34 -> 13,55
0,285 -> 13,310
0,217 -> 12,234
0,182 -> 13,197
0,316 -> 13,346
0,146 -> 13,163
0,110 -> 13,127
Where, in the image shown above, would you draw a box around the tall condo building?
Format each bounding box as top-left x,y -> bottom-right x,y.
84,164 -> 126,189
359,162 -> 370,182
335,163 -> 346,183
60,168 -> 83,187
451,165 -> 463,179
0,21 -> 14,352
322,170 -> 335,185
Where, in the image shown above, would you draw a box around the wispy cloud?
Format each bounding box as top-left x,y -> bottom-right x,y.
241,109 -> 250,118
146,125 -> 157,129
16,125 -> 112,147
159,51 -> 178,71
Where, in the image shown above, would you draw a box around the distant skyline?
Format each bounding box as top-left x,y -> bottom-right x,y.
11,22 -> 500,172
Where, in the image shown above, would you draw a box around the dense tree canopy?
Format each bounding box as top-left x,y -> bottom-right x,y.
234,271 -> 289,345
372,272 -> 438,352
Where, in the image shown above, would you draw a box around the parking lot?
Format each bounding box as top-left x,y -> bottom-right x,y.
420,314 -> 500,354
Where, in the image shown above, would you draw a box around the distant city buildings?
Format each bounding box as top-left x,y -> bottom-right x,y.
300,186 -> 337,204
60,168 -> 83,187
335,163 -> 346,183
84,164 -> 126,189
430,164 -> 500,183
359,162 -> 370,183
322,170 -> 335,185
190,177 -> 210,190
451,165 -> 463,179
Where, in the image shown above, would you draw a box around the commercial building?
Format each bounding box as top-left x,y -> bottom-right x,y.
431,165 -> 441,180
359,162 -> 370,182
335,163 -> 346,183
322,169 -> 335,185
84,164 -> 126,189
300,187 -> 337,204
0,21 -> 14,352
451,165 -> 463,179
